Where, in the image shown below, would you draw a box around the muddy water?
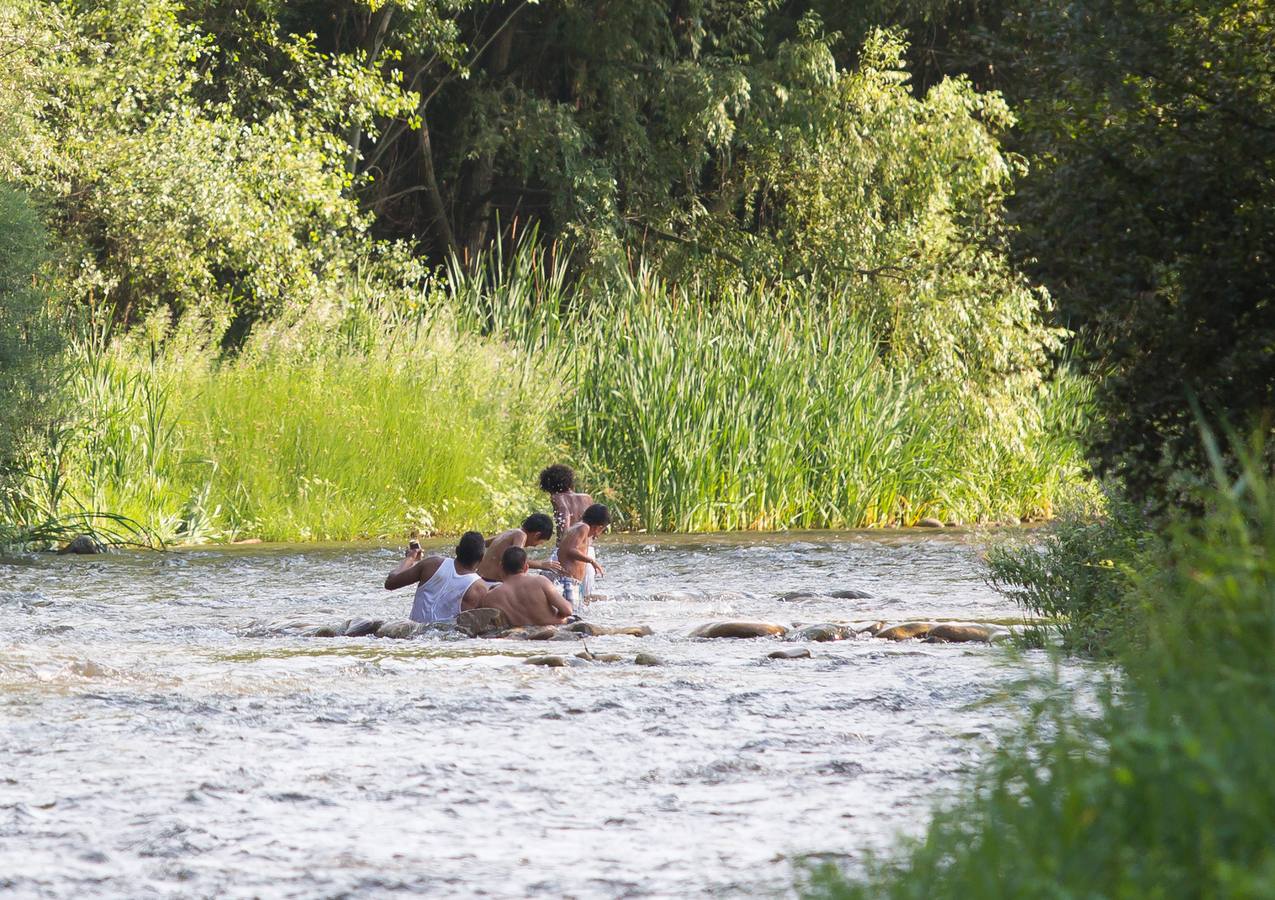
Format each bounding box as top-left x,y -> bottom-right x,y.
1,531 -> 1080,897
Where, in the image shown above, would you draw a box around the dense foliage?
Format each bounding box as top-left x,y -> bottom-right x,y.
0,0 -> 1087,544
992,0 -> 1274,511
813,443 -> 1275,898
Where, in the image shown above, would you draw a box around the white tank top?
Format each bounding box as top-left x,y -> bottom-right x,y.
410,558 -> 481,623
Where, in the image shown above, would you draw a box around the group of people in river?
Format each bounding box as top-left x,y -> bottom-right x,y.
382,465 -> 610,628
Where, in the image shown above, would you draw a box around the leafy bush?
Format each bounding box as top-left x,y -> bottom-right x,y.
985,488 -> 1149,654
1000,0 -> 1275,513
0,185 -> 61,462
0,184 -> 65,531
811,440 -> 1275,898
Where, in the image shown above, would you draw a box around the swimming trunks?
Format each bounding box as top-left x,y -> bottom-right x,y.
555,576 -> 582,608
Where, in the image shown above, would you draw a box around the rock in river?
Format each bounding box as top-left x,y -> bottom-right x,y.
454,608 -> 510,637
830,588 -> 872,600
925,623 -> 1001,643
525,655 -> 589,668
58,535 -> 102,555
786,623 -> 856,643
565,621 -> 654,637
768,647 -> 813,660
634,652 -> 665,666
376,620 -> 429,640
691,621 -> 788,639
577,651 -> 626,663
487,625 -> 563,641
343,617 -> 384,637
876,622 -> 936,641
776,590 -> 826,602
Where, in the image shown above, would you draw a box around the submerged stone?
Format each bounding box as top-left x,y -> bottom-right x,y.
376,620 -> 428,640
487,625 -> 562,641
59,535 -> 102,555
769,647 -> 813,660
524,655 -> 588,668
454,608 -> 510,637
566,622 -> 654,637
691,621 -> 788,639
301,625 -> 343,638
830,588 -> 872,600
777,590 -> 826,602
876,622 -> 936,641
634,652 -> 665,666
855,621 -> 887,635
786,623 -> 856,643
343,618 -> 384,638
576,651 -> 625,663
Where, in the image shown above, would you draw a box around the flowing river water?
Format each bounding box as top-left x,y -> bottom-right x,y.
1,530 -> 1085,898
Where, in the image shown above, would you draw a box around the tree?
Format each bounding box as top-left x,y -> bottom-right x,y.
997,0 -> 1275,508
0,184 -> 62,484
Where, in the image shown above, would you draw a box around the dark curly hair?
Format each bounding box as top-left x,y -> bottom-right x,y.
538,464 -> 575,494
521,513 -> 554,539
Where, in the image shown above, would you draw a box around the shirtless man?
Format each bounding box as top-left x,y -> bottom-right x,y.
480,547 -> 574,626
538,464 -> 594,539
554,503 -> 610,607
383,531 -> 488,623
477,513 -> 564,583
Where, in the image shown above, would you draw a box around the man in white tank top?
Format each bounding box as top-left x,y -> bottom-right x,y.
384,531 -> 488,623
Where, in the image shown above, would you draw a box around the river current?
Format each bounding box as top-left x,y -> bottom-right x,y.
1,531 -> 1078,897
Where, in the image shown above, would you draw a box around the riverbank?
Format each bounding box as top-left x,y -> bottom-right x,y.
18,278 -> 1091,550
811,451 -> 1275,898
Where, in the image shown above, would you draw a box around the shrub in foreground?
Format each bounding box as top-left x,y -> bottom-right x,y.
811,445 -> 1275,898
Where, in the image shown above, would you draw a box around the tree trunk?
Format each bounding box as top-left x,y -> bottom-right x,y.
417,118 -> 459,256
463,19 -> 516,258
346,3 -> 396,177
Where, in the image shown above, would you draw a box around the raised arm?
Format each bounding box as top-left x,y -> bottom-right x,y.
385,551 -> 441,590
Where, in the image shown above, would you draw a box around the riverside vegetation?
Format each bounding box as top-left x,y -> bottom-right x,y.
0,1 -> 1094,545
811,441 -> 1275,898
1,0 -> 1273,895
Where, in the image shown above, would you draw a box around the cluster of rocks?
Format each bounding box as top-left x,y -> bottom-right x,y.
688,619 -> 1013,644
270,606 -> 1013,647
524,650 -> 666,668
266,609 -> 657,643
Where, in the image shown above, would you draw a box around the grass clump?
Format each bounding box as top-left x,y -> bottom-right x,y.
810,439 -> 1275,898
45,309 -> 556,543
985,488 -> 1150,654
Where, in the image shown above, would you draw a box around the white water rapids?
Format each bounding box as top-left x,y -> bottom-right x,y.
0,531 -> 1085,897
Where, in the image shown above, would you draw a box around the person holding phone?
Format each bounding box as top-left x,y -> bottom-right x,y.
384,532 -> 488,623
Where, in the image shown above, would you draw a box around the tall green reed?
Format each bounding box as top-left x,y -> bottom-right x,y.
48,307 -> 556,543
447,239 -> 1091,531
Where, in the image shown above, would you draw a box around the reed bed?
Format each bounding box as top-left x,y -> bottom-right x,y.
26,240 -> 1090,543
45,313 -> 555,543
451,249 -> 1093,531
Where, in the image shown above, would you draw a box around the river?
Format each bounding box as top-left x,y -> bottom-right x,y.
1,530 -> 1082,897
